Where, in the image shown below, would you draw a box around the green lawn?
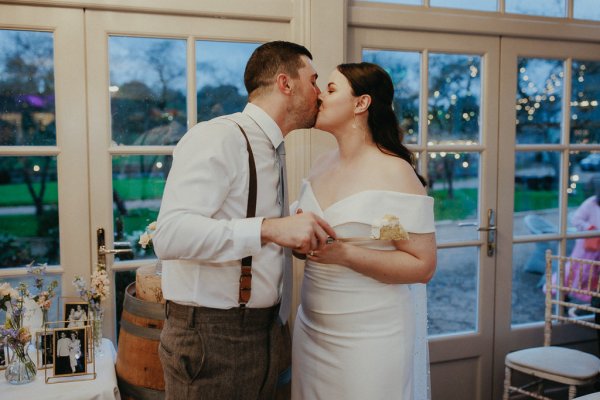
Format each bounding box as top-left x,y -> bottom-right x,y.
0,178 -> 165,206
0,182 -> 58,206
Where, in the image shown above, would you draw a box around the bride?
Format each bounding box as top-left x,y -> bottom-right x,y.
291,62 -> 437,400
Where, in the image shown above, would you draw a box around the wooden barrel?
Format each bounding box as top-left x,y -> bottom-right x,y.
116,282 -> 165,400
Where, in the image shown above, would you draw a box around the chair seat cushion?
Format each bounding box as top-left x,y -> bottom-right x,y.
506,346 -> 600,380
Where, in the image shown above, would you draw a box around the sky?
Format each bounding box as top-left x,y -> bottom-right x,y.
109,37 -> 257,95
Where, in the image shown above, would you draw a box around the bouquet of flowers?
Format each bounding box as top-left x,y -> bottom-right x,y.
0,282 -> 37,379
73,265 -> 110,355
27,262 -> 59,326
72,268 -> 110,314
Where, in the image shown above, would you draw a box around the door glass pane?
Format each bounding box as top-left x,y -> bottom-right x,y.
428,246 -> 478,335
511,241 -> 561,325
505,0 -> 566,18
568,151 -> 599,208
516,58 -> 563,144
114,269 -> 136,341
112,155 -> 172,260
0,30 -> 55,146
574,0 -> 600,21
196,41 -> 259,122
429,152 -> 480,243
109,36 -> 187,146
0,156 -> 59,267
362,49 -> 420,144
571,60 -> 600,144
514,151 -> 561,236
430,0 -> 497,12
428,53 -> 481,144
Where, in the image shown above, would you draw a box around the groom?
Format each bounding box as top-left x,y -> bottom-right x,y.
153,41 -> 335,400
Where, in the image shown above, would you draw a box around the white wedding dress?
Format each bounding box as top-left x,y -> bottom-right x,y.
291,180 -> 435,400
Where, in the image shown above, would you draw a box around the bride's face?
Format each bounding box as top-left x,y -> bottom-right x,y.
315,69 -> 356,133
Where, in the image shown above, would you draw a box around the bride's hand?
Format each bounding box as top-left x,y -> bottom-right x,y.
306,240 -> 348,265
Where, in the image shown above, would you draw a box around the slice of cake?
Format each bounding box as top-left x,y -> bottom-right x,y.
371,214 -> 409,240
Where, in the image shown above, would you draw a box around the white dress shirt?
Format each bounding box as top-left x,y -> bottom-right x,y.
153,103 -> 284,309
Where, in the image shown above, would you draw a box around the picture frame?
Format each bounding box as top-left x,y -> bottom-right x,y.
0,340 -> 7,370
36,330 -> 55,369
63,301 -> 89,329
52,327 -> 87,377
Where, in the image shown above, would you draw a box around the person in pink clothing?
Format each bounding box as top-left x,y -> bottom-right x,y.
565,177 -> 600,303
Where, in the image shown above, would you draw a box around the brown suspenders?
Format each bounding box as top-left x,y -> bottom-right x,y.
226,119 -> 257,307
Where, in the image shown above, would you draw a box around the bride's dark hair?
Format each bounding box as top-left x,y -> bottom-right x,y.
337,62 -> 427,187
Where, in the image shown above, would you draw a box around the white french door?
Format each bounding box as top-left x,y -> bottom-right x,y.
85,10 -> 292,340
348,28 -> 500,400
494,37 -> 600,399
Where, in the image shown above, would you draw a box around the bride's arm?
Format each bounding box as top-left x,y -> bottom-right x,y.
308,232 -> 437,284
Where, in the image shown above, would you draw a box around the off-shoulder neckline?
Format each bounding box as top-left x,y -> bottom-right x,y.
303,179 -> 432,214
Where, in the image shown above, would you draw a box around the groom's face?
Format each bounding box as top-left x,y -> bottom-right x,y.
288,56 -> 321,130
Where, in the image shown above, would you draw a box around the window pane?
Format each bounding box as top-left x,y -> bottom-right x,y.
0,30 -> 55,146
511,241 -> 561,325
0,274 -> 62,328
196,41 -> 259,122
114,269 -> 136,341
571,60 -> 600,144
0,156 -> 59,267
112,155 -> 171,261
506,0 -> 566,17
514,151 -> 561,236
574,0 -> 600,21
430,0 -> 497,12
362,49 -> 420,144
429,152 -> 480,243
109,36 -> 187,146
428,246 -> 478,335
568,151 -> 599,208
516,58 -> 563,144
428,53 -> 481,144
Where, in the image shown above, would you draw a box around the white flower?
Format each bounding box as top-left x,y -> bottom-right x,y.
138,221 -> 157,249
0,282 -> 18,299
139,232 -> 152,249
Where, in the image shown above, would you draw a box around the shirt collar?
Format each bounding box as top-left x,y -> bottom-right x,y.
243,103 -> 284,149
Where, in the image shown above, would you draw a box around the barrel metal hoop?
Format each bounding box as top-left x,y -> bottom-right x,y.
118,376 -> 165,400
120,318 -> 162,341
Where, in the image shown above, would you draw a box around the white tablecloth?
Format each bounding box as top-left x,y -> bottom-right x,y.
1,338 -> 121,400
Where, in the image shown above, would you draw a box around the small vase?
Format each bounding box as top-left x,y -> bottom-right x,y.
155,259 -> 162,275
42,309 -> 48,327
5,346 -> 36,385
90,308 -> 104,357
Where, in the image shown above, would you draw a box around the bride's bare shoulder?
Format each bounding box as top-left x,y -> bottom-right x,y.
375,152 -> 427,196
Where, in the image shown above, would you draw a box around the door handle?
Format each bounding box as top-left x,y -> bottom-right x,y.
478,209 -> 496,257
97,228 -> 133,269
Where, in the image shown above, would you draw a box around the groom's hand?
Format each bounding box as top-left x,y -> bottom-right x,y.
261,211 -> 336,254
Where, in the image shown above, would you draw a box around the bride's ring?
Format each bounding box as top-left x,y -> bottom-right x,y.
309,250 -> 314,256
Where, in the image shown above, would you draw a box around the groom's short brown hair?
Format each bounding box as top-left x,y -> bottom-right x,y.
244,41 -> 313,100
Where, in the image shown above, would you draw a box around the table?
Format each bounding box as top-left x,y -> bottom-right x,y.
1,339 -> 121,400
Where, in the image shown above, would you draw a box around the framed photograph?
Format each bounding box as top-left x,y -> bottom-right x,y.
36,331 -> 55,369
0,341 -> 6,370
63,302 -> 89,329
53,327 -> 87,377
